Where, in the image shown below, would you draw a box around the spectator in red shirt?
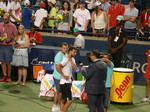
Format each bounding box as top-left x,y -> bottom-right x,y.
138,6 -> 150,28
107,0 -> 125,30
26,25 -> 43,45
137,6 -> 150,39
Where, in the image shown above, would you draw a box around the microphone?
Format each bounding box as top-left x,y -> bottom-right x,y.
78,60 -> 83,67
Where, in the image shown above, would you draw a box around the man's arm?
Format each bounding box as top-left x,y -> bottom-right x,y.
56,64 -> 69,80
8,9 -> 18,22
84,19 -> 89,32
114,37 -> 128,51
69,59 -> 77,70
81,65 -> 95,79
74,17 -> 81,26
108,35 -> 112,51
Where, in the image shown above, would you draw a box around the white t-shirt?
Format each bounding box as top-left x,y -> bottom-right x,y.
9,1 -> 21,22
74,34 -> 85,49
60,57 -> 76,84
0,1 -> 11,13
73,8 -> 91,31
34,8 -> 48,27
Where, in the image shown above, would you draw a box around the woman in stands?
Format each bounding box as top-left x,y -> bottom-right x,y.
141,49 -> 150,102
57,1 -> 73,34
12,25 -> 30,86
91,1 -> 108,37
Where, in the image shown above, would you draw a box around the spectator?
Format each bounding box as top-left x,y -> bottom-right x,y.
12,25 -> 30,86
81,50 -> 107,112
100,0 -> 110,12
0,13 -> 17,82
26,25 -> 43,45
101,53 -> 114,112
56,47 -> 77,112
86,0 -> 94,13
141,49 -> 150,103
73,0 -> 80,12
34,2 -> 48,30
57,1 -> 73,34
55,0 -> 62,12
48,0 -> 57,32
73,0 -> 91,32
22,0 -> 32,28
108,15 -> 128,67
91,1 -> 108,37
8,0 -> 22,26
0,0 -> 11,22
73,27 -> 85,49
107,0 -> 125,30
124,0 -> 138,38
137,6 -> 150,39
52,42 -> 68,112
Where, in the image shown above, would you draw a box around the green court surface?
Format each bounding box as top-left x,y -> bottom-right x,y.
0,81 -> 149,112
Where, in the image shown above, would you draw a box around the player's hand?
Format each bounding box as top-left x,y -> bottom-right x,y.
81,67 -> 85,71
63,75 -> 69,80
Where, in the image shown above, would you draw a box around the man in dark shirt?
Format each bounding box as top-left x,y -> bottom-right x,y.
108,15 -> 128,67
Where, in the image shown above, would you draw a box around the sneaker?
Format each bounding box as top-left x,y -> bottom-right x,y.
141,97 -> 149,103
52,104 -> 57,112
6,76 -> 11,82
56,104 -> 60,111
0,76 -> 7,82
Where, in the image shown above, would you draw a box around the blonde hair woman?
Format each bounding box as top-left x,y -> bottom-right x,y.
12,25 -> 30,86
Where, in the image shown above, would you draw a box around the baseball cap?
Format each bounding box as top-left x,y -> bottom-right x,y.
40,2 -> 46,8
23,0 -> 30,6
47,0 -> 56,4
95,1 -> 101,6
73,28 -> 79,32
79,0 -> 86,4
116,15 -> 124,21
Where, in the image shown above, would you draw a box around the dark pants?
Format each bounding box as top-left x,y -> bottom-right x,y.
111,51 -> 123,67
87,94 -> 104,112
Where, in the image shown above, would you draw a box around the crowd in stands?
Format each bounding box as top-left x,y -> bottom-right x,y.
0,0 -> 149,40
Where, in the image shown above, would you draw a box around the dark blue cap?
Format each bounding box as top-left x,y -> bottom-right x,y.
79,0 -> 86,4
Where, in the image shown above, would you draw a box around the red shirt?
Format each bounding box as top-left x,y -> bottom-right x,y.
0,22 -> 17,46
108,3 -> 125,27
26,31 -> 43,42
139,11 -> 150,27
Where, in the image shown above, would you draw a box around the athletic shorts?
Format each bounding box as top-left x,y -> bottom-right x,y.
53,78 -> 61,92
60,83 -> 72,100
104,88 -> 111,108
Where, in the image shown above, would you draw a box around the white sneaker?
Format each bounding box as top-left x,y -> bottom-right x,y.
141,97 -> 149,103
52,104 -> 57,112
56,104 -> 60,112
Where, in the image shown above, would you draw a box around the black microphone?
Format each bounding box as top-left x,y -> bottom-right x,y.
78,60 -> 83,67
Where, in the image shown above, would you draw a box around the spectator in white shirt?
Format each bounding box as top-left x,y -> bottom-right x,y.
8,0 -> 22,26
73,0 -> 91,32
73,27 -> 85,49
0,0 -> 11,22
34,2 -> 48,30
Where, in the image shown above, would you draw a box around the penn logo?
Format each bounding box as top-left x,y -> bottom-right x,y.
115,75 -> 130,99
